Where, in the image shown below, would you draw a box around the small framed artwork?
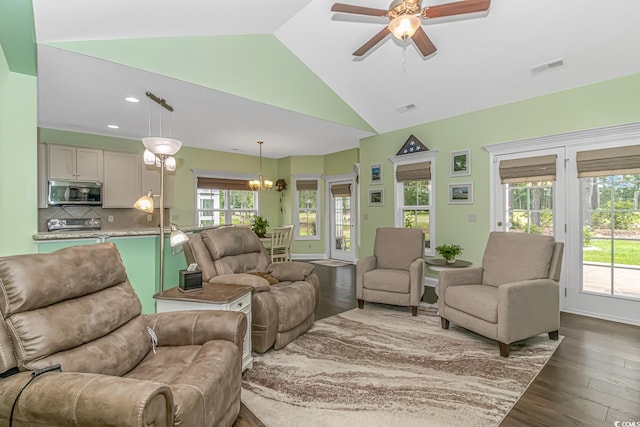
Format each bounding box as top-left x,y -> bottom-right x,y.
370,164 -> 383,185
368,189 -> 384,206
448,183 -> 474,204
450,149 -> 471,176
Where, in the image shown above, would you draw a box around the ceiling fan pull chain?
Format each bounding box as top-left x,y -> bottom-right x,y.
402,43 -> 407,71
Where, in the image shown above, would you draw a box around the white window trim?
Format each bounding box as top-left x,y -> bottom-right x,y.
293,174 -> 322,241
389,151 -> 438,256
323,173 -> 358,259
192,169 -> 259,226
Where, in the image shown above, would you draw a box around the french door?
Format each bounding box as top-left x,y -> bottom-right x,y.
492,144 -> 640,325
327,178 -> 356,263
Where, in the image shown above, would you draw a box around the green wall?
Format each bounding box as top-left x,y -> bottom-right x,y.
359,72 -> 640,265
0,43 -> 37,256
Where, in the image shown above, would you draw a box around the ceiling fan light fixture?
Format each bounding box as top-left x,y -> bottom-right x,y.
388,14 -> 421,40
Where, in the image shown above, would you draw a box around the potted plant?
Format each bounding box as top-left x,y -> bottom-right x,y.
251,215 -> 270,238
435,243 -> 463,263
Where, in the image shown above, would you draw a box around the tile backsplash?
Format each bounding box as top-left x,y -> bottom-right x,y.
38,207 -> 169,232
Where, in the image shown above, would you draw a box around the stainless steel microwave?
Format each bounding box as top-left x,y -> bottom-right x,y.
48,181 -> 102,206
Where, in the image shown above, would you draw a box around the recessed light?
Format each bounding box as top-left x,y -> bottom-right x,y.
107,124 -> 120,129
125,96 -> 139,103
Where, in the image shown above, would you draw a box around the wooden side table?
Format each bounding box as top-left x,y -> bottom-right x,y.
154,283 -> 253,371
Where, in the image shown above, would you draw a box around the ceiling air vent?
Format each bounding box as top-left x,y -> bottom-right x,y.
396,104 -> 417,113
530,58 -> 566,76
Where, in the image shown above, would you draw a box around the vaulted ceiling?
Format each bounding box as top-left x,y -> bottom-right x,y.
20,1 -> 640,157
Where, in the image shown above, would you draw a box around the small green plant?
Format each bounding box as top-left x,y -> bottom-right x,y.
251,215 -> 270,238
583,225 -> 594,246
435,243 -> 463,262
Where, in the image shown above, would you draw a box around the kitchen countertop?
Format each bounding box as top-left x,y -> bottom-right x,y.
33,225 -> 213,241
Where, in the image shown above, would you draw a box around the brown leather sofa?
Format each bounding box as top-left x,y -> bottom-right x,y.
184,226 -> 319,353
0,243 -> 246,427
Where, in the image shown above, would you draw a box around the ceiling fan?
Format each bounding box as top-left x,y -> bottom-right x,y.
331,0 -> 491,57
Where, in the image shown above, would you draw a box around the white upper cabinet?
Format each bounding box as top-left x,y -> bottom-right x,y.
102,152 -> 142,208
48,145 -> 103,182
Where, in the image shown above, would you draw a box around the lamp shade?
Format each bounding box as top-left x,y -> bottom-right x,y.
143,149 -> 156,165
169,224 -> 189,247
164,156 -> 177,171
142,137 -> 182,156
388,14 -> 421,40
133,191 -> 154,213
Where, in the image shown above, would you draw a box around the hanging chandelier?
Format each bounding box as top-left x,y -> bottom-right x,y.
249,141 -> 273,191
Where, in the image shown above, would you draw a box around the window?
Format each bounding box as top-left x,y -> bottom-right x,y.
295,178 -> 320,239
196,176 -> 257,227
391,154 -> 436,254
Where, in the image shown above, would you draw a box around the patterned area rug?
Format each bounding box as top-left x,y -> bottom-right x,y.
242,305 -> 562,427
309,259 -> 353,267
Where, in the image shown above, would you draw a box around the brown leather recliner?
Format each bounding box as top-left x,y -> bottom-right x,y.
184,226 -> 320,353
0,243 -> 247,427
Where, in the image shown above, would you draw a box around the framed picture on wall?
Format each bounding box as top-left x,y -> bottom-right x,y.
450,149 -> 471,176
368,189 -> 384,206
448,183 -> 474,204
370,164 -> 383,184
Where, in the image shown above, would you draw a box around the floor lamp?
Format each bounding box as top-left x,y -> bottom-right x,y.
133,92 -> 182,294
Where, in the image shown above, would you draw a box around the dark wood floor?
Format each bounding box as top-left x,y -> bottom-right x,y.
235,263 -> 640,427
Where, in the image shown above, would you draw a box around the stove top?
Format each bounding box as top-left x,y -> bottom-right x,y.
47,217 -> 102,232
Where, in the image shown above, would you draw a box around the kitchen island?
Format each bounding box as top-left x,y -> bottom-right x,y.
33,226 -> 213,314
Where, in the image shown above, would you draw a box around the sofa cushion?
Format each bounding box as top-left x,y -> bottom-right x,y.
482,232 -> 555,287
445,285 -> 498,323
125,340 -> 241,427
267,261 -> 314,282
374,227 -> 424,271
209,273 -> 271,292
0,243 -> 151,374
363,269 -> 410,294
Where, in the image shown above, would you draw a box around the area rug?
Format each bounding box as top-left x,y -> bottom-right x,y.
242,305 -> 562,427
310,259 -> 353,267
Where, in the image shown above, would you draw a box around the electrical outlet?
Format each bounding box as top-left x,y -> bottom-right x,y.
308,244 -> 312,249
107,215 -> 114,223
467,213 -> 477,222
363,213 -> 369,220
147,214 -> 153,222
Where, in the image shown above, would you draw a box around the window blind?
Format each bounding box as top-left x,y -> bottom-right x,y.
296,180 -> 318,191
499,155 -> 557,183
395,162 -> 431,181
197,177 -> 250,191
330,183 -> 351,197
576,145 -> 640,178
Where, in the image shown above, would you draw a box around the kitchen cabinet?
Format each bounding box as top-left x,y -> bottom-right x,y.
141,161 -> 173,207
48,144 -> 103,182
38,143 -> 48,208
102,152 -> 141,208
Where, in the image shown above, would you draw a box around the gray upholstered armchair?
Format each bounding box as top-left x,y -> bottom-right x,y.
356,227 -> 425,316
439,231 -> 564,357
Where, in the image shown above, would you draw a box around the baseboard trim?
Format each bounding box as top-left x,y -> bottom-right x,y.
561,308 -> 640,326
292,253 -> 327,261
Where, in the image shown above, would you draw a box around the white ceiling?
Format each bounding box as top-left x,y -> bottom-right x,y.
32,0 -> 640,158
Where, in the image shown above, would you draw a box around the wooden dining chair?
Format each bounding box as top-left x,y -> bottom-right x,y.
271,225 -> 294,262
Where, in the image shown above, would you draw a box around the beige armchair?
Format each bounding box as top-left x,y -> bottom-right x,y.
184,226 -> 319,353
439,232 -> 564,357
357,227 -> 425,316
0,243 -> 246,427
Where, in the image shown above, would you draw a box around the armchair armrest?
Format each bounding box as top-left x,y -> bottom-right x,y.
0,372 -> 172,426
209,273 -> 271,292
146,310 -> 247,351
497,279 -> 560,344
266,261 -> 315,282
356,255 -> 376,300
409,257 -> 425,306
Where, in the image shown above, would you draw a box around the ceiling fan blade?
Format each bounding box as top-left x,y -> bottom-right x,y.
331,3 -> 389,17
411,27 -> 437,57
423,0 -> 490,19
353,26 -> 391,56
